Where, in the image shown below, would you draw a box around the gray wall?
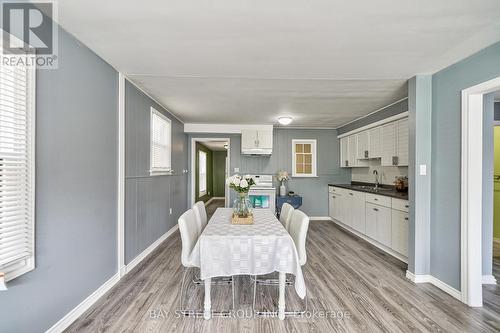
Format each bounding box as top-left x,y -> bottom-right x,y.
188,129 -> 350,216
125,81 -> 188,264
0,27 -> 118,332
408,75 -> 432,276
336,98 -> 408,134
430,42 -> 500,289
483,93 -> 495,276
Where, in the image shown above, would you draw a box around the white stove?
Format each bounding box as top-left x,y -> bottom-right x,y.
248,175 -> 276,214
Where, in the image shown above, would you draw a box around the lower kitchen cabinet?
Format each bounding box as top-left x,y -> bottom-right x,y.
391,209 -> 409,256
328,192 -> 343,221
328,186 -> 409,262
365,203 -> 392,247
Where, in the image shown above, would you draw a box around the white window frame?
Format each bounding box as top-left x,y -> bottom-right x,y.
198,150 -> 207,197
0,55 -> 36,283
292,139 -> 317,177
149,107 -> 172,176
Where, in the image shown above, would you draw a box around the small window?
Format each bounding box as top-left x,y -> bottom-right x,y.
0,54 -> 36,282
198,151 -> 207,197
150,108 -> 171,175
292,139 -> 317,177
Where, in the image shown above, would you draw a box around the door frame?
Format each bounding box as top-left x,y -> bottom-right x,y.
461,75 -> 500,306
190,138 -> 230,207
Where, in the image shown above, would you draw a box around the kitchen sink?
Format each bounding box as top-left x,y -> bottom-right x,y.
354,185 -> 393,192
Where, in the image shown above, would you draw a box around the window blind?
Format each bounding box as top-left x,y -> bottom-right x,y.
0,55 -> 35,282
150,108 -> 171,174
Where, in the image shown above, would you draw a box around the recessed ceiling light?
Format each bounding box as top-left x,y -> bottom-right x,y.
278,116 -> 293,125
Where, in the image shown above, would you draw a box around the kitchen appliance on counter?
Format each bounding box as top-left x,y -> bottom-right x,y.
248,175 -> 276,214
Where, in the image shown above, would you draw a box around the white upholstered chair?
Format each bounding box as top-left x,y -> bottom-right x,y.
178,208 -> 234,316
192,201 -> 208,235
279,203 -> 294,231
253,209 -> 310,316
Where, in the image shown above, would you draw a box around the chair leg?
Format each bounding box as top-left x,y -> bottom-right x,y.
252,274 -> 307,317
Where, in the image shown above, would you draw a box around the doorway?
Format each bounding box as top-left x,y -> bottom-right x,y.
493,104 -> 500,280
461,77 -> 500,307
190,138 -> 230,211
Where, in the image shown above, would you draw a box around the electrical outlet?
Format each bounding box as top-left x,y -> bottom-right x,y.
169,208 -> 172,215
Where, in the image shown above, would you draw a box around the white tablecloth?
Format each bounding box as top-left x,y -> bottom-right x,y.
188,208 -> 306,299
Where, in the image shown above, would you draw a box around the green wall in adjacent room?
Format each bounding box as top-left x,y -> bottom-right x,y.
494,126 -> 500,239
212,151 -> 227,197
195,142 -> 213,203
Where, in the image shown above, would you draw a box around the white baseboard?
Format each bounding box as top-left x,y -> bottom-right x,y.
45,272 -> 121,333
46,224 -> 179,333
406,270 -> 462,301
124,225 -> 178,274
308,216 -> 333,221
482,274 -> 497,285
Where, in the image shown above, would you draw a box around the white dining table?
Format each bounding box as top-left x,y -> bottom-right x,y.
188,208 -> 306,320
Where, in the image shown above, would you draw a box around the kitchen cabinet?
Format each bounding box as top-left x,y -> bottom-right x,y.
356,131 -> 369,159
345,190 -> 366,233
328,186 -> 408,261
241,129 -> 273,153
368,127 -> 381,158
397,119 -> 409,166
347,135 -> 357,167
328,192 -> 343,221
340,137 -> 348,168
365,203 -> 392,247
391,209 -> 408,256
380,122 -> 397,166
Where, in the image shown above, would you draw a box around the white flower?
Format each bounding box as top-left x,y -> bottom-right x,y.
244,174 -> 251,180
232,178 -> 241,186
240,179 -> 248,188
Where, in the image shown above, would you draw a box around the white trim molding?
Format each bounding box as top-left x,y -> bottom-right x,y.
184,123 -> 273,134
45,273 -> 121,333
205,197 -> 225,206
460,75 -> 500,307
482,275 -> 497,285
405,271 -> 462,301
46,225 -> 179,333
337,111 -> 408,139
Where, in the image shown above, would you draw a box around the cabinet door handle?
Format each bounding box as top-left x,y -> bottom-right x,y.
332,196 -> 336,199
374,198 -> 378,201
392,156 -> 399,166
364,150 -> 369,158
349,193 -> 354,196
405,205 -> 409,208
373,208 -> 379,212
345,160 -> 349,167
404,217 -> 409,221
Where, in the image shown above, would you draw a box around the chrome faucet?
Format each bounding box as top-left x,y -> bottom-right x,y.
373,170 -> 379,190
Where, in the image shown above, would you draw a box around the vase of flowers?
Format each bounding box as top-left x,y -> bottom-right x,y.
277,170 -> 289,197
227,174 -> 256,218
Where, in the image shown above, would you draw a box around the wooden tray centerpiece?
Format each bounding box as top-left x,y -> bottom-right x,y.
231,213 -> 254,225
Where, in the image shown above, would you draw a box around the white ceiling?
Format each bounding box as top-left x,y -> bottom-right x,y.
56,0 -> 500,127
201,141 -> 229,151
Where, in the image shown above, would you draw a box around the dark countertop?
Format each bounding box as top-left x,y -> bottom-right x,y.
328,182 -> 408,200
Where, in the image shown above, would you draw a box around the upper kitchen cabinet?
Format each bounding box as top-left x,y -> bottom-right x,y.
338,113 -> 408,168
356,131 -> 369,159
368,127 -> 381,158
241,129 -> 273,155
340,137 -> 348,167
396,119 -> 409,166
380,122 -> 397,166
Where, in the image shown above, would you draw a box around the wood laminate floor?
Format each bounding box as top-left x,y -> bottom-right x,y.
66,221 -> 500,333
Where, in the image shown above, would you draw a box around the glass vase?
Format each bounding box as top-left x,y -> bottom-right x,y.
233,193 -> 253,218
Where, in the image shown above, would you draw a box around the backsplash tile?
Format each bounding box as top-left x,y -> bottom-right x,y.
351,163 -> 408,185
